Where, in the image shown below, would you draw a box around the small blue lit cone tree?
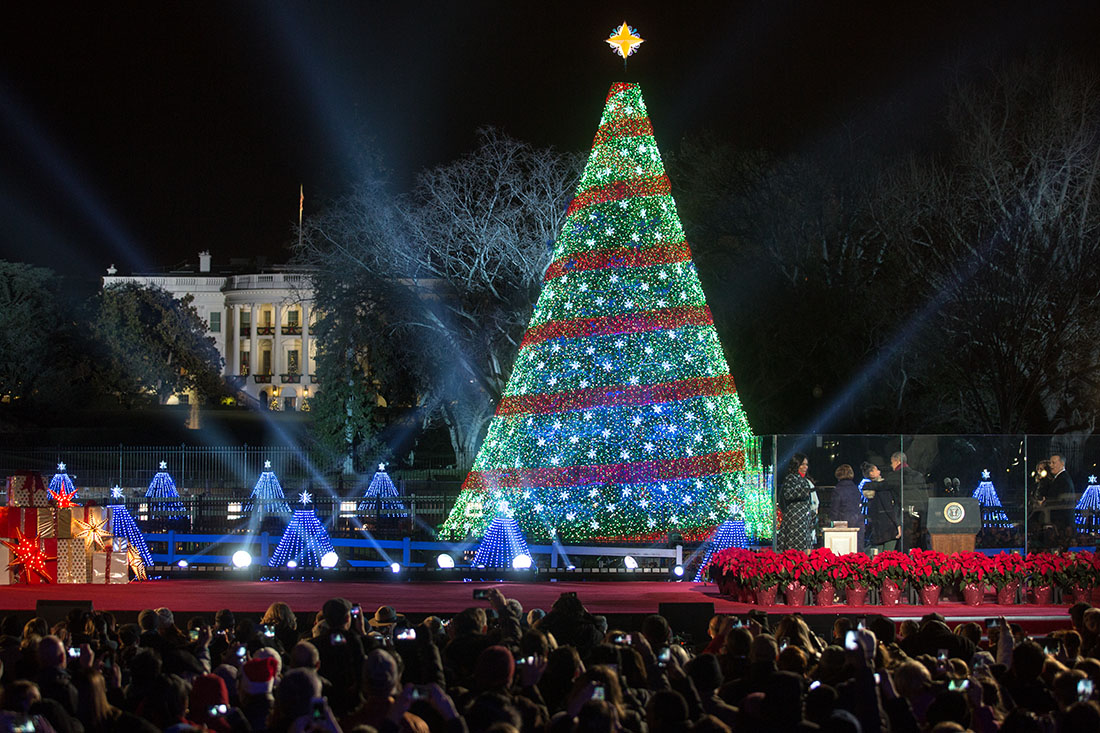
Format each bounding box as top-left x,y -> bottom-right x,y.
108,485 -> 153,567
145,461 -> 186,516
472,504 -> 532,569
1075,475 -> 1100,534
48,462 -> 78,502
245,461 -> 292,513
693,509 -> 748,581
359,463 -> 408,517
972,469 -> 1010,528
269,491 -> 338,568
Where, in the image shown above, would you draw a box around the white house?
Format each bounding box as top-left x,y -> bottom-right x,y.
102,251 -> 319,411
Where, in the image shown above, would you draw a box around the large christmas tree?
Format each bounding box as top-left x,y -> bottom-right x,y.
440,82 -> 761,543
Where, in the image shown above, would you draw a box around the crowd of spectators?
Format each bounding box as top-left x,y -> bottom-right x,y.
1,591 -> 1099,733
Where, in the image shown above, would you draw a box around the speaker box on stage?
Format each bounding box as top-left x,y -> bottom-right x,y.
658,602 -> 714,649
35,600 -> 93,628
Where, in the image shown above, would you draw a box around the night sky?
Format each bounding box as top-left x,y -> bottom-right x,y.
2,1 -> 1098,286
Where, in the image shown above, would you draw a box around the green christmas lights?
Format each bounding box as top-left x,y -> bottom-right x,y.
440,83 -> 769,543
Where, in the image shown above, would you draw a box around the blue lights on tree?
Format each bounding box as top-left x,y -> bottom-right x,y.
145,461 -> 186,517
1075,475 -> 1100,533
972,469 -> 1010,527
359,463 -> 407,517
472,509 -> 532,569
108,485 -> 153,567
693,514 -> 748,581
48,462 -> 78,502
268,493 -> 337,568
245,461 -> 292,513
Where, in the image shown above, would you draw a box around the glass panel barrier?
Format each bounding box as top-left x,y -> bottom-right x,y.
1026,434 -> 1100,552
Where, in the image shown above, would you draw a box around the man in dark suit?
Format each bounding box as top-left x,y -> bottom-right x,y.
1049,453 -> 1076,502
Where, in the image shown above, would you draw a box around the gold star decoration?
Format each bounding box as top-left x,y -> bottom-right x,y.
606,22 -> 644,61
127,546 -> 148,581
2,528 -> 56,584
51,486 -> 81,509
74,516 -> 111,551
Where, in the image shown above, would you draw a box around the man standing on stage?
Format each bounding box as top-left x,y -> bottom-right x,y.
884,451 -> 928,550
1049,452 -> 1076,503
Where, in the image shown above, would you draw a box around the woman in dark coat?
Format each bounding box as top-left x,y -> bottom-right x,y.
828,464 -> 865,551
776,453 -> 815,551
861,461 -> 900,552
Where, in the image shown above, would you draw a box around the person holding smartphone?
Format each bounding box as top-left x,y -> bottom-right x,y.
34,635 -> 80,717
310,598 -> 367,717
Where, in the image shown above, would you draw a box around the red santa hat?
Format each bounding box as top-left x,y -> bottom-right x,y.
241,657 -> 278,695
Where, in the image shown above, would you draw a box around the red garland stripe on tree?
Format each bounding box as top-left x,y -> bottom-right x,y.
543,241 -> 693,281
497,375 -> 736,416
463,450 -> 746,491
566,174 -> 671,216
520,305 -> 713,348
592,117 -> 654,145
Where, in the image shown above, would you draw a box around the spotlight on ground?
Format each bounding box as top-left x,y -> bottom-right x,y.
177,560 -> 189,569
624,555 -> 639,570
436,554 -> 455,569
511,554 -> 533,570
231,550 -> 252,569
286,560 -> 298,569
320,552 -> 339,569
390,562 -> 402,574
672,564 -> 685,578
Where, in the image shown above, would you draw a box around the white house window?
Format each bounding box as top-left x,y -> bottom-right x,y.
209,312 -> 221,333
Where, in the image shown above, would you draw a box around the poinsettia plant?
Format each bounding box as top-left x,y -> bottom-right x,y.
799,547 -> 838,590
1024,552 -> 1066,588
985,552 -> 1028,590
775,548 -> 812,587
1061,551 -> 1100,589
869,550 -> 914,586
956,551 -> 992,586
909,548 -> 960,587
828,552 -> 872,590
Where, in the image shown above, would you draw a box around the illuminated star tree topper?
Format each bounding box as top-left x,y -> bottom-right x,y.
606,22 -> 644,68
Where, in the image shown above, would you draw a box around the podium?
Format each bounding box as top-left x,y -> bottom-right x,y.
823,523 -> 860,555
927,498 -> 980,554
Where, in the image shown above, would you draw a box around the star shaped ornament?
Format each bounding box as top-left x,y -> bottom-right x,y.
299,490 -> 313,505
982,469 -> 991,479
2,529 -> 56,584
1090,475 -> 1098,484
57,462 -> 67,471
75,516 -> 111,551
159,461 -> 167,470
111,485 -> 124,500
606,22 -> 644,61
264,460 -> 272,469
51,486 -> 80,509
127,546 -> 148,581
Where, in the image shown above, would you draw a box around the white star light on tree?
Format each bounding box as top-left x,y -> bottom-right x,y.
57,462 -> 66,471
159,461 -> 167,470
299,491 -> 313,504
1091,475 -> 1098,484
264,460 -> 272,469
982,469 -> 991,479
111,486 -> 124,500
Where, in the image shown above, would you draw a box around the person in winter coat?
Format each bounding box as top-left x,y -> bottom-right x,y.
861,462 -> 900,552
828,464 -> 865,551
776,453 -> 816,551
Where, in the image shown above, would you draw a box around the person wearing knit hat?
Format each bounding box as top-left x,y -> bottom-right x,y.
189,673 -> 247,733
474,645 -> 516,692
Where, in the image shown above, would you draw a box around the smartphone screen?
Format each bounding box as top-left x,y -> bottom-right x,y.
845,631 -> 859,650
657,647 -> 671,667
68,647 -> 81,658
189,629 -> 200,641
937,649 -> 949,661
592,685 -> 605,700
396,628 -> 416,640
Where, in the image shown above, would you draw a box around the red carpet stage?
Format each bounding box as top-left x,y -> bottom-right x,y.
0,580 -> 1077,634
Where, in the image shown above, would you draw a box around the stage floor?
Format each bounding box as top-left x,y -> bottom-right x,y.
0,580 -> 1078,630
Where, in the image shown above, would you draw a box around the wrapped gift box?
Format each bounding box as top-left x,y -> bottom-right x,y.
57,537 -> 92,584
91,537 -> 128,584
6,473 -> 51,507
0,506 -> 56,539
7,537 -> 57,584
57,506 -> 112,541
0,543 -> 10,585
